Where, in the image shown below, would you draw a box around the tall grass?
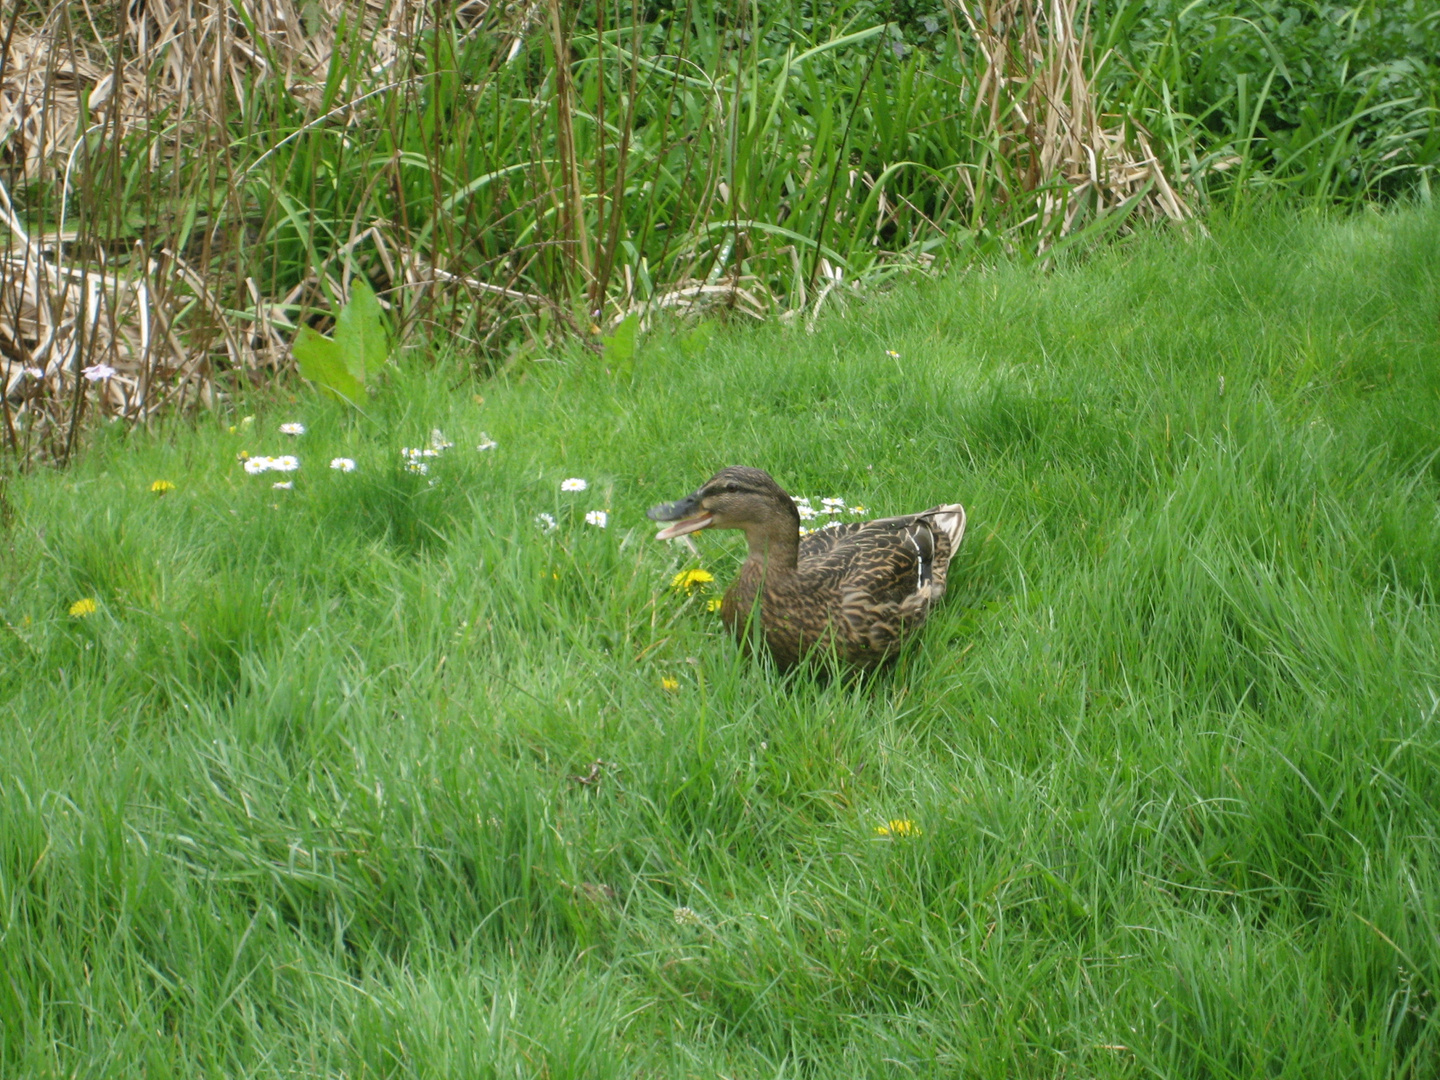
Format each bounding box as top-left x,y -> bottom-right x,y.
2,205 -> 1439,1077
1,0 -> 1436,460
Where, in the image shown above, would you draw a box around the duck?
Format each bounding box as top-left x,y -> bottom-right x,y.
647,467 -> 966,670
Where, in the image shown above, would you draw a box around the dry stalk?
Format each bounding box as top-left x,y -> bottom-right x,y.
954,0 -> 1189,243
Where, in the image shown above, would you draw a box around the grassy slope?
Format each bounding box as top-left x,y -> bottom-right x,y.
3,207 -> 1439,1078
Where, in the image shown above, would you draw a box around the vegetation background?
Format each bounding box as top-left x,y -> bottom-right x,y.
2,1 -> 1440,1076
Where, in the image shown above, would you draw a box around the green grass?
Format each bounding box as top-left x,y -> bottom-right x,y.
3,205 -> 1440,1077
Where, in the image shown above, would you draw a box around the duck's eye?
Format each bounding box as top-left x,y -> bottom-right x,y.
724,483 -> 739,493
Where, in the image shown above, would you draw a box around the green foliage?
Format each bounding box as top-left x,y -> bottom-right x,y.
602,314 -> 639,377
1099,0 -> 1440,199
292,279 -> 391,404
3,207 -> 1440,1075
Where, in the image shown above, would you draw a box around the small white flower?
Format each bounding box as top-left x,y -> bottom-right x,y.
561,477 -> 588,492
822,520 -> 842,530
243,457 -> 273,474
405,461 -> 429,475
585,510 -> 608,528
673,906 -> 702,927
279,422 -> 306,436
476,434 -> 498,452
272,481 -> 294,490
797,504 -> 817,520
23,367 -> 45,380
535,513 -> 558,534
270,455 -> 300,472
82,363 -> 116,382
429,429 -> 454,452
239,415 -> 255,429
886,349 -> 901,359
329,457 -> 357,472
822,497 -> 846,510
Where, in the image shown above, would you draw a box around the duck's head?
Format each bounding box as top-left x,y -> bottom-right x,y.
647,466 -> 799,541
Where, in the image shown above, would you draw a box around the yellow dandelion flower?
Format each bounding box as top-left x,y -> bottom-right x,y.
670,568 -> 715,593
706,598 -> 722,613
661,677 -> 680,692
69,598 -> 97,617
150,479 -> 175,493
874,819 -> 919,838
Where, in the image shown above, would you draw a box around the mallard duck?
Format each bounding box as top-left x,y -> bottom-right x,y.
648,467 -> 966,670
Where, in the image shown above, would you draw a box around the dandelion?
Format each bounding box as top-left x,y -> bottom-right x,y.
886,349 -> 901,359
243,457 -> 273,474
874,819 -> 920,838
270,455 -> 300,472
272,481 -> 294,490
535,513 -> 558,534
69,597 -> 97,617
149,480 -> 175,493
279,422 -> 306,436
670,569 -> 715,593
82,363 -> 116,382
673,906 -> 702,927
585,510 -> 609,528
476,433 -> 498,452
329,457 -> 357,472
661,677 -> 679,692
706,598 -> 723,613
561,477 -> 588,492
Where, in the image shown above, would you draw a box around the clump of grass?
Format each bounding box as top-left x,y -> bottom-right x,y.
2,206 -> 1439,1075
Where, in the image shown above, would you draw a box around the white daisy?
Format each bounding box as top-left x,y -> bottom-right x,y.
243,457 -> 273,474
82,363 -> 116,382
279,422 -> 306,436
561,478 -> 588,492
585,510 -> 608,528
23,367 -> 45,380
822,497 -> 846,510
270,455 -> 300,472
429,429 -> 454,451
535,513 -> 558,533
476,434 -> 498,452
330,457 -> 357,472
405,461 -> 429,475
272,481 -> 294,490
797,504 -> 817,520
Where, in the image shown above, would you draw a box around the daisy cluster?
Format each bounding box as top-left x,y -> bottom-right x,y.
536,478 -> 609,530
243,454 -> 300,475
794,495 -> 870,535
402,429 -> 454,474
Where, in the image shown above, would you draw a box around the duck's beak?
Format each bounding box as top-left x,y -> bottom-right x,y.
647,491 -> 713,540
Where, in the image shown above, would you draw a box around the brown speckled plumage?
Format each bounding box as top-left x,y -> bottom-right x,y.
648,467 -> 966,670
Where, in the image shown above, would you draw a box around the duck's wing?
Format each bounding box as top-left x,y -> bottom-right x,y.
800,506 -> 967,605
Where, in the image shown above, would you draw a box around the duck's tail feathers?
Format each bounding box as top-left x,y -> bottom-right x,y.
922,504 -> 966,553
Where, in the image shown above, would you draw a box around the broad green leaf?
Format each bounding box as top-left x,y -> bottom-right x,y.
604,314 -> 639,375
334,278 -> 390,383
294,325 -> 365,403
680,322 -> 714,358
